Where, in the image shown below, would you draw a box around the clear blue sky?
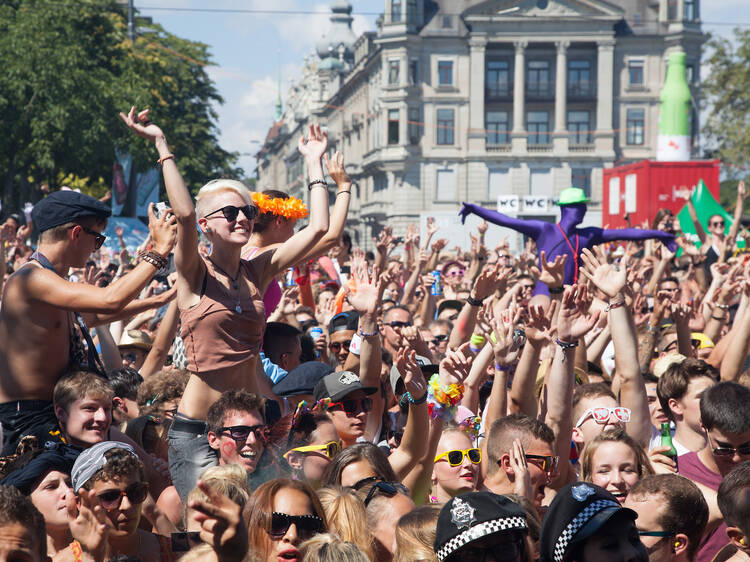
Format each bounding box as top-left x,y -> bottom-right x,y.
137,0 -> 748,176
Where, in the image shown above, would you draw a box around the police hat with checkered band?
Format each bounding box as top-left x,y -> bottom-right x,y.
313,370 -> 377,403
434,492 -> 528,561
540,483 -> 638,562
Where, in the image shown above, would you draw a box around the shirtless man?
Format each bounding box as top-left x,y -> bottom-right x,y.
0,190 -> 176,454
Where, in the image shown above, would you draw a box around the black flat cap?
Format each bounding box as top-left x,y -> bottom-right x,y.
273,361 -> 333,397
32,190 -> 111,233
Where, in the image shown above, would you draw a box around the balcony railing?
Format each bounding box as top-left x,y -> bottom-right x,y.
568,80 -> 596,99
526,81 -> 554,100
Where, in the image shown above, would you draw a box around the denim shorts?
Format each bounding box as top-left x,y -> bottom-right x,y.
167,412 -> 218,502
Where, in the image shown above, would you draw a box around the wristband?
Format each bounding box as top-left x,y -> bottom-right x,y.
308,179 -> 327,191
359,326 -> 380,337
157,153 -> 175,166
405,391 -> 428,405
494,363 -> 515,372
715,303 -> 730,310
606,296 -> 626,311
548,285 -> 564,294
467,295 -> 484,307
555,338 -> 578,361
470,333 -> 486,347
138,250 -> 167,270
337,190 -> 351,196
711,315 -> 725,321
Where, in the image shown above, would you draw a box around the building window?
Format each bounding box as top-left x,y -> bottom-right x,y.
436,168 -> 455,200
486,60 -> 510,98
407,0 -> 417,24
567,111 -> 591,145
686,63 -> 695,84
626,108 -> 645,145
388,109 -> 399,144
571,168 -> 592,197
437,108 -> 454,145
488,168 -> 509,200
408,107 -> 422,144
684,0 -> 696,21
486,111 -> 509,145
438,60 -> 453,86
527,111 -> 550,144
392,0 -> 402,22
442,15 -> 452,28
388,59 -> 400,85
568,60 -> 591,96
374,172 -> 388,192
667,0 -> 678,20
409,59 -> 418,85
527,60 -> 551,97
628,59 -> 644,86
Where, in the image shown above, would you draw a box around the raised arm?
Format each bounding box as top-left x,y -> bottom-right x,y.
724,180 -> 746,252
261,125 -> 330,286
119,107 -> 202,292
580,248 -> 651,447
676,186 -> 708,245
592,226 -> 677,251
459,203 -> 545,239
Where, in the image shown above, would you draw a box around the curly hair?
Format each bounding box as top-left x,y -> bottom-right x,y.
136,369 -> 190,416
81,447 -> 145,490
0,485 -> 48,558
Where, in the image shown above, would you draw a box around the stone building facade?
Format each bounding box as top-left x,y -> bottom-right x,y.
256,0 -> 705,250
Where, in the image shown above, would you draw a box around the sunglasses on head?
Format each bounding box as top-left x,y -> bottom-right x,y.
328,397 -> 373,415
219,424 -> 268,443
387,320 -> 412,329
284,439 -> 342,461
71,225 -> 106,249
706,432 -> 750,457
328,340 -> 352,352
267,512 -> 323,540
434,448 -> 481,467
525,453 -> 560,475
574,406 -> 631,428
363,481 -> 408,507
205,204 -> 258,222
95,481 -> 149,511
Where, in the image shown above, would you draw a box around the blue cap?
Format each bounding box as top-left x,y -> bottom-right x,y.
273,361 -> 334,397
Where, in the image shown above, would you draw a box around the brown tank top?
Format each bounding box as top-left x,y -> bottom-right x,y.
180,258 -> 266,373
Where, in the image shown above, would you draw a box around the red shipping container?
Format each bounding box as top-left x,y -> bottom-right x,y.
601,160 -> 720,228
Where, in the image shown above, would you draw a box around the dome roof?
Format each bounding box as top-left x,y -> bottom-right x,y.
315,0 -> 357,61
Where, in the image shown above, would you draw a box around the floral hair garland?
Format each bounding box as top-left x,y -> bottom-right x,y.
291,397 -> 331,429
252,192 -> 308,220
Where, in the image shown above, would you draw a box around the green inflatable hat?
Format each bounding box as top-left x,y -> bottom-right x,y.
556,187 -> 589,206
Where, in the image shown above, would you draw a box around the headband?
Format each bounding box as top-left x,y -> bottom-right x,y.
71,441 -> 137,491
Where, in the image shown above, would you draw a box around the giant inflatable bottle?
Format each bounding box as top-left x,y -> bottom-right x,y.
656,51 -> 692,161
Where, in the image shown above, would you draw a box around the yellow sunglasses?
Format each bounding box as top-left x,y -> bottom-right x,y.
283,440 -> 342,461
434,448 -> 481,467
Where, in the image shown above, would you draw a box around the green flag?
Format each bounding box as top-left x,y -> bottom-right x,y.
676,179 -> 733,249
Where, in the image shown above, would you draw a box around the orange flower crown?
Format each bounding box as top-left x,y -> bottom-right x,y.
252,192 -> 308,220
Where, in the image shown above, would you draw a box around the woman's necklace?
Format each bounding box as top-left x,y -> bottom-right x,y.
208,255 -> 243,313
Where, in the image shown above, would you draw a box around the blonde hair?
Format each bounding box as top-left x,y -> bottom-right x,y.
580,428 -> 654,484
184,464 -> 251,528
394,504 -> 440,562
195,179 -> 254,218
316,487 -> 374,561
299,533 -> 369,562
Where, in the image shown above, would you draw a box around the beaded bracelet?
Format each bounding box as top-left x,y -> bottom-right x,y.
308,179 -> 327,191
139,250 -> 167,270
404,390 -> 428,405
359,326 -> 380,337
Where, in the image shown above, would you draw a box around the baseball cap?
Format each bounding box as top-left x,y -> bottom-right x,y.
313,371 -> 377,403
273,361 -> 333,397
389,355 -> 438,395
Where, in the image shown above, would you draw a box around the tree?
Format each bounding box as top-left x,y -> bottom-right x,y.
0,0 -> 241,214
702,28 -> 750,178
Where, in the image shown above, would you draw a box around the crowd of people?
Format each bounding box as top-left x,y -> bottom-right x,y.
0,109 -> 749,562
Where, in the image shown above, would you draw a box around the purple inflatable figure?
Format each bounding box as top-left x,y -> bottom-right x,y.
459,188 -> 676,294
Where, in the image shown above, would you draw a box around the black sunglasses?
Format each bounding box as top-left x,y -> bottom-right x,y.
351,476 -> 382,490
219,424 -> 268,443
364,481 -> 408,507
328,397 -> 373,415
71,225 -> 106,249
268,512 -> 323,540
328,340 -> 352,351
205,204 -> 258,222
95,481 -> 149,511
387,321 -> 412,329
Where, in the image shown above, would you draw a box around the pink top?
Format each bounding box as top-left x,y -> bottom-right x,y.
180,258 -> 265,373
243,246 -> 283,318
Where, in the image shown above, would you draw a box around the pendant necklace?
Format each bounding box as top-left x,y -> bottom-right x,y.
208,256 -> 243,313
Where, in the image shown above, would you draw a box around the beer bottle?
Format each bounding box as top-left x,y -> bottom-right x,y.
660,422 -> 678,470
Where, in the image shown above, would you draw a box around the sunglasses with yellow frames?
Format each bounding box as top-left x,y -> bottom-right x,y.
434,448 -> 481,467
283,440 -> 343,461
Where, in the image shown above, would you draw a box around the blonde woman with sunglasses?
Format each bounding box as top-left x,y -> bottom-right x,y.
430,426 -> 481,503
120,108 -> 332,501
